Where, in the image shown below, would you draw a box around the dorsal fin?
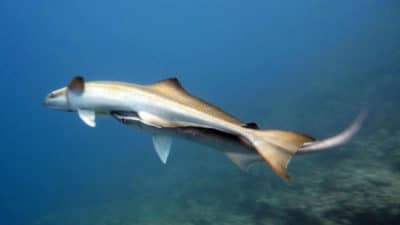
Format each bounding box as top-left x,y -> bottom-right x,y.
146,77 -> 243,125
148,77 -> 185,92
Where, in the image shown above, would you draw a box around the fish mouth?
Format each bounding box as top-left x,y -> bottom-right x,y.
43,97 -> 53,108
43,98 -> 66,111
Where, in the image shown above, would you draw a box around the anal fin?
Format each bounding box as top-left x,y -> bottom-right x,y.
225,152 -> 262,171
152,134 -> 173,164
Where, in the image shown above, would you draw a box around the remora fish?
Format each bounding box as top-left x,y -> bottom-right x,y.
44,76 -> 365,180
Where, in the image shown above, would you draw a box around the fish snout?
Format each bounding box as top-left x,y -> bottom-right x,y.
43,95 -> 50,106
43,90 -> 69,110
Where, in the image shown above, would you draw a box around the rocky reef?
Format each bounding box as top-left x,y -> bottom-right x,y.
33,128 -> 400,225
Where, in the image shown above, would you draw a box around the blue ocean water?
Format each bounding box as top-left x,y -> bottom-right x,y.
1,1 -> 399,224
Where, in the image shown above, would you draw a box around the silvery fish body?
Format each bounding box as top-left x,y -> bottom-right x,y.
44,76 -> 365,181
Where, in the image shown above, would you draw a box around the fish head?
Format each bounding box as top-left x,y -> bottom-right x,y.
44,87 -> 70,111
44,76 -> 86,111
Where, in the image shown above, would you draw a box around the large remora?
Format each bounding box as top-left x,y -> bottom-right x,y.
44,76 -> 365,181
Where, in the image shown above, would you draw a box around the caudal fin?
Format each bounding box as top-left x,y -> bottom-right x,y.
244,130 -> 315,181
298,111 -> 367,153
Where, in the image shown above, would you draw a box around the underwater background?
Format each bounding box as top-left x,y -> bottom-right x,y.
1,0 -> 400,224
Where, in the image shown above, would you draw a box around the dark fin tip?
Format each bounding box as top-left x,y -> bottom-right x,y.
243,122 -> 259,129
163,77 -> 182,88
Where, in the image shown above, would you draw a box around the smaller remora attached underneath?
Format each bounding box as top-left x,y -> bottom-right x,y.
44,76 -> 366,181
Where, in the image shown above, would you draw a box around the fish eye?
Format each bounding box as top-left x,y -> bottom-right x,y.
48,92 -> 59,98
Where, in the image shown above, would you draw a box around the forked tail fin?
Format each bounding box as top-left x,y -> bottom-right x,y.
244,130 -> 315,181
243,111 -> 366,181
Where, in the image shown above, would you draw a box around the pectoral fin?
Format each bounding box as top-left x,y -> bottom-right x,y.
152,134 -> 172,164
67,76 -> 85,95
78,109 -> 96,127
66,76 -> 85,108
